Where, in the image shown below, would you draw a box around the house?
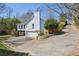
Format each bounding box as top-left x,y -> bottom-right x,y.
16,11 -> 44,38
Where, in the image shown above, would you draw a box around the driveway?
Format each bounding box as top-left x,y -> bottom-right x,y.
6,25 -> 79,56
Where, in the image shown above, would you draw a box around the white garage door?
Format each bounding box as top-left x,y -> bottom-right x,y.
27,32 -> 38,38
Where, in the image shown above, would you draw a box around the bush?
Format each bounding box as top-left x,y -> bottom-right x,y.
57,13 -> 67,31
11,29 -> 18,36
38,32 -> 44,36
0,30 -> 7,35
44,19 -> 58,34
44,17 -> 67,34
44,19 -> 58,29
0,18 -> 21,35
57,22 -> 65,31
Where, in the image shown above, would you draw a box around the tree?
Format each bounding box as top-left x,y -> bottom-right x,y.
44,18 -> 58,34
20,11 -> 34,22
45,4 -> 70,25
57,13 -> 67,31
59,13 -> 67,25
7,7 -> 13,18
0,18 -> 21,35
0,3 -> 7,14
62,3 -> 79,25
44,13 -> 67,34
0,4 -> 9,33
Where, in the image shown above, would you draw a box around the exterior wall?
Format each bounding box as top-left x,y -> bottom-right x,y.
25,11 -> 40,37
25,11 -> 40,31
17,11 -> 41,38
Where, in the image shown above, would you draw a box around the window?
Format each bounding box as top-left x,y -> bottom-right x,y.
32,24 -> 34,29
24,25 -> 25,29
18,25 -> 25,29
19,25 -> 20,29
21,25 -> 23,29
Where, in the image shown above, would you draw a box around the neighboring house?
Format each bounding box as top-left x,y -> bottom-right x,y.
16,11 -> 44,38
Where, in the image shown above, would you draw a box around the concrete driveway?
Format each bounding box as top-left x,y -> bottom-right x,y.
6,25 -> 79,56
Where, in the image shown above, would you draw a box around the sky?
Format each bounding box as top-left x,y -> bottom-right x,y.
6,3 -> 48,20
0,3 -> 69,20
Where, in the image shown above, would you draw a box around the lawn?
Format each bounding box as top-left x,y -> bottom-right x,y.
0,48 -> 30,56
0,35 -> 11,50
0,35 -> 30,56
0,42 -> 8,49
0,35 -> 11,41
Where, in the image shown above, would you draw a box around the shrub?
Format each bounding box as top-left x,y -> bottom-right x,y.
44,19 -> 58,29
44,19 -> 58,34
0,18 -> 21,35
38,32 -> 44,36
73,16 -> 79,25
0,30 -> 7,35
57,13 -> 67,31
11,29 -> 18,36
57,22 -> 65,31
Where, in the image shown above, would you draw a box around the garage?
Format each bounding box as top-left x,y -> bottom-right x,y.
18,31 -> 25,36
26,31 -> 38,38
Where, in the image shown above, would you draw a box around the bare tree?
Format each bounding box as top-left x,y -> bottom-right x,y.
45,4 -> 60,15
0,3 -> 7,14
62,4 -> 79,24
6,7 -> 13,18
19,11 -> 34,22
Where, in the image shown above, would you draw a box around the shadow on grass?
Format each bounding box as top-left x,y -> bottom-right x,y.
0,49 -> 30,56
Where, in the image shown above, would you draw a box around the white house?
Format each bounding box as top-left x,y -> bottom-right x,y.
16,11 -> 44,38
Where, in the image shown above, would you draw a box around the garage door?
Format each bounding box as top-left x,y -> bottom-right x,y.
27,32 -> 38,38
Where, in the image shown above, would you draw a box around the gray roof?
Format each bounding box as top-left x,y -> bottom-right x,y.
17,11 -> 34,25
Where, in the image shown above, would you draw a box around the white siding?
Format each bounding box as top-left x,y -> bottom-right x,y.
25,11 -> 40,31
17,11 -> 42,38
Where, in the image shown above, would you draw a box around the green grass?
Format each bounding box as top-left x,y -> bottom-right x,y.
0,35 -> 11,50
0,43 -> 7,49
0,49 -> 30,56
0,35 -> 30,56
0,42 -> 9,50
0,35 -> 11,41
